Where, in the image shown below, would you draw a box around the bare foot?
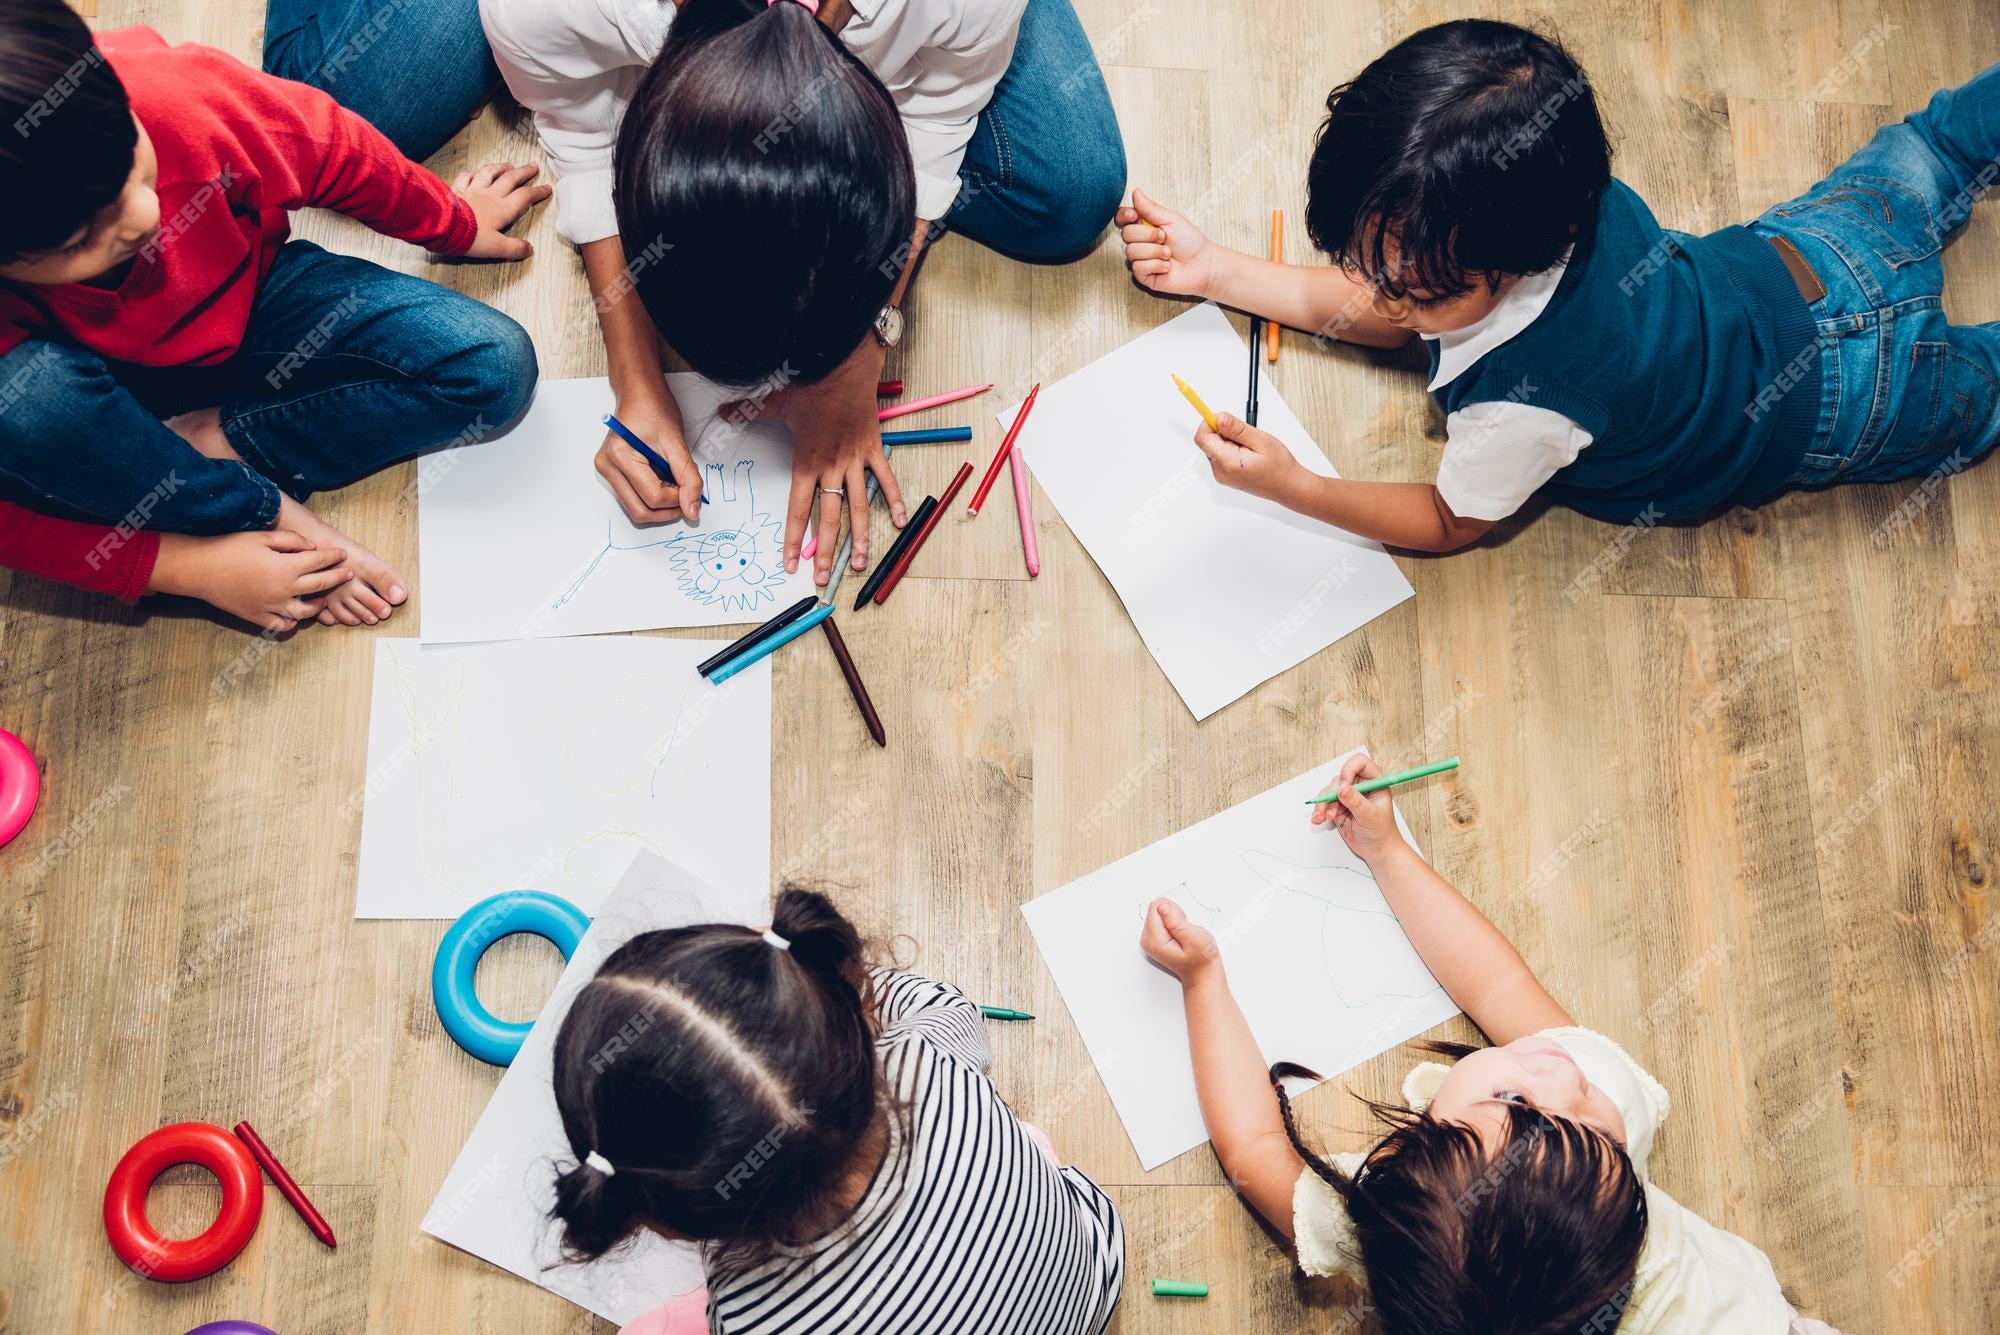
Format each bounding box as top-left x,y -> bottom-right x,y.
147,530 -> 351,633
277,496 -> 407,626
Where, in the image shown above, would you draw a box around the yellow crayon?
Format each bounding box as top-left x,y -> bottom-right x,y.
1171,373 -> 1219,432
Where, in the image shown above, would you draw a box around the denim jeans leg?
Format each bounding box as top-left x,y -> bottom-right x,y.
215,242 -> 537,498
1757,64 -> 2000,486
946,0 -> 1128,261
263,0 -> 498,162
0,337 -> 281,533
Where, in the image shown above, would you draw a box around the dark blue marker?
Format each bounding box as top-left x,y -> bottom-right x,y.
603,413 -> 706,502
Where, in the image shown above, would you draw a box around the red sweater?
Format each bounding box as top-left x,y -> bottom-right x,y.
0,27 -> 479,598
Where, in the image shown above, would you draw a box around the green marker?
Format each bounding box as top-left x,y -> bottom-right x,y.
979,1005 -> 1035,1021
1151,1279 -> 1209,1298
1306,756 -> 1460,805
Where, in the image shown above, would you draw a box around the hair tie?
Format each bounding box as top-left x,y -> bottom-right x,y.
762,929 -> 792,951
584,1151 -> 617,1177
767,0 -> 821,12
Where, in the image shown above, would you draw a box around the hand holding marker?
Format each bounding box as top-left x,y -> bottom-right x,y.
1306,756 -> 1460,805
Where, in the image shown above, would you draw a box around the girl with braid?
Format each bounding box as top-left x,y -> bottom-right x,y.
1140,751 -> 1849,1335
548,888 -> 1124,1335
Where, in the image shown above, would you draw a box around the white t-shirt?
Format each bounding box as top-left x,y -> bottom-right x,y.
1292,1027 -> 1804,1334
1427,256 -> 1596,522
479,0 -> 1026,244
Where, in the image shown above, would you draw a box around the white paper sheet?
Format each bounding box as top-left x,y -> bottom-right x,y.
353,636 -> 771,919
422,851 -> 764,1323
1004,304 -> 1415,718
419,375 -> 817,643
1022,753 -> 1459,1169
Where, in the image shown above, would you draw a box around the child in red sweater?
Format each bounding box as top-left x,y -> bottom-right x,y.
0,1 -> 547,631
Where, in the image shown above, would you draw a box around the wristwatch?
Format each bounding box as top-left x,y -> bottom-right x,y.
872,304 -> 904,348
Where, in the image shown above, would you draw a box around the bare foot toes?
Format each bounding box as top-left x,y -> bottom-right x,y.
278,498 -> 408,612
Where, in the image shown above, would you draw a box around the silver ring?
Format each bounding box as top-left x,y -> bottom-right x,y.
818,485 -> 844,496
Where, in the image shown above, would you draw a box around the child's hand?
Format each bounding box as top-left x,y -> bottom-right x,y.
1310,752 -> 1405,862
1140,898 -> 1222,987
1117,188 -> 1221,298
1194,411 -> 1309,506
147,529 -> 352,633
452,163 -> 552,261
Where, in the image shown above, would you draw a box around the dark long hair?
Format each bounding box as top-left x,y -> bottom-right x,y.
1273,1045 -> 1646,1334
612,0 -> 915,388
1305,19 -> 1611,300
549,888 -> 884,1268
0,0 -> 136,262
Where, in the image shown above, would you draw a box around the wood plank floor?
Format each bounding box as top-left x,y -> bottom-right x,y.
4,2 -> 1999,1331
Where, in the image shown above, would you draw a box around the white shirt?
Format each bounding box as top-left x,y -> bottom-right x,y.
1425,254 -> 1596,523
1292,1027 -> 1802,1334
479,0 -> 1026,245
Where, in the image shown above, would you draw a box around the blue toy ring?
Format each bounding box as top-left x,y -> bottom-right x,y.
432,890 -> 591,1066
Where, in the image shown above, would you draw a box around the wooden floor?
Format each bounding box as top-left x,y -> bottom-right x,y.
5,1 -> 1999,1331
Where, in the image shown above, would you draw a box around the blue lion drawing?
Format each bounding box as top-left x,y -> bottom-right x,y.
557,458 -> 789,615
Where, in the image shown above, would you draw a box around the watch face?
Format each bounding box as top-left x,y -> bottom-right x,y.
875,305 -> 904,347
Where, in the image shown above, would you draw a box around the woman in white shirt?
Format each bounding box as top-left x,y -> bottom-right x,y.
481,0 -> 1126,581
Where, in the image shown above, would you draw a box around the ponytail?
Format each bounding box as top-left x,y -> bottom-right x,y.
548,889 -> 885,1267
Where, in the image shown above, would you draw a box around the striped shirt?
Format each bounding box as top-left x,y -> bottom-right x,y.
705,970 -> 1125,1334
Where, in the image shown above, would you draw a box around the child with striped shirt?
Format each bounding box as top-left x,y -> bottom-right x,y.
548,889 -> 1124,1335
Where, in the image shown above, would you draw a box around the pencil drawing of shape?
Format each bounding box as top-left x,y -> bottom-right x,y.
419,375 -> 816,642
1024,753 -> 1459,1168
555,460 -> 788,616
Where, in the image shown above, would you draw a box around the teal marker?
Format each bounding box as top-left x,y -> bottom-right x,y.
979,1005 -> 1034,1021
1306,756 -> 1460,805
707,602 -> 836,684
1151,1279 -> 1208,1298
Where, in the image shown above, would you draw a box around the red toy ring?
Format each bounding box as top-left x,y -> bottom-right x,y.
104,1122 -> 263,1281
0,728 -> 38,847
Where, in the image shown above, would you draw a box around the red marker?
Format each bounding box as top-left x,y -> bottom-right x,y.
234,1120 -> 336,1249
967,383 -> 1039,517
877,380 -> 904,397
875,462 -> 973,605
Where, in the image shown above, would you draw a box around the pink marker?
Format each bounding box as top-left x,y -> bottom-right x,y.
1008,446 -> 1039,577
800,533 -> 817,561
877,382 -> 993,422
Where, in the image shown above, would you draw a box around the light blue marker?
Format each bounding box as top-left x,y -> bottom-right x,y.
707,601 -> 837,684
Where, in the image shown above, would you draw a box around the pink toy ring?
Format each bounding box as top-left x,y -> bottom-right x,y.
104,1122 -> 263,1282
0,729 -> 39,847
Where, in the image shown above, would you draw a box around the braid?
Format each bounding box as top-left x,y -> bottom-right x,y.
1270,1061 -> 1351,1194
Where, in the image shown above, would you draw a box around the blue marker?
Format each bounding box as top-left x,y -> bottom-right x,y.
707,601 -> 837,684
881,427 -> 974,446
603,413 -> 706,501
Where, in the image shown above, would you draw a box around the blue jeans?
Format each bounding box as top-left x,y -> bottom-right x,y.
1754,63 -> 2000,490
0,242 -> 536,534
945,0 -> 1128,260
263,0 -> 498,162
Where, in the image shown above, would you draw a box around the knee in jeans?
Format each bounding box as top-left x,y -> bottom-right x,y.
440,310 -> 540,430
1041,142 -> 1129,258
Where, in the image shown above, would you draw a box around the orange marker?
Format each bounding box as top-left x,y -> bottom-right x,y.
1267,210 -> 1284,362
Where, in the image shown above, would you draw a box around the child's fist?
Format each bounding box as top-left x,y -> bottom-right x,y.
452,162 -> 552,262
1140,898 -> 1222,986
1309,752 -> 1403,862
1117,188 -> 1218,298
148,529 -> 352,633
1194,412 -> 1308,506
